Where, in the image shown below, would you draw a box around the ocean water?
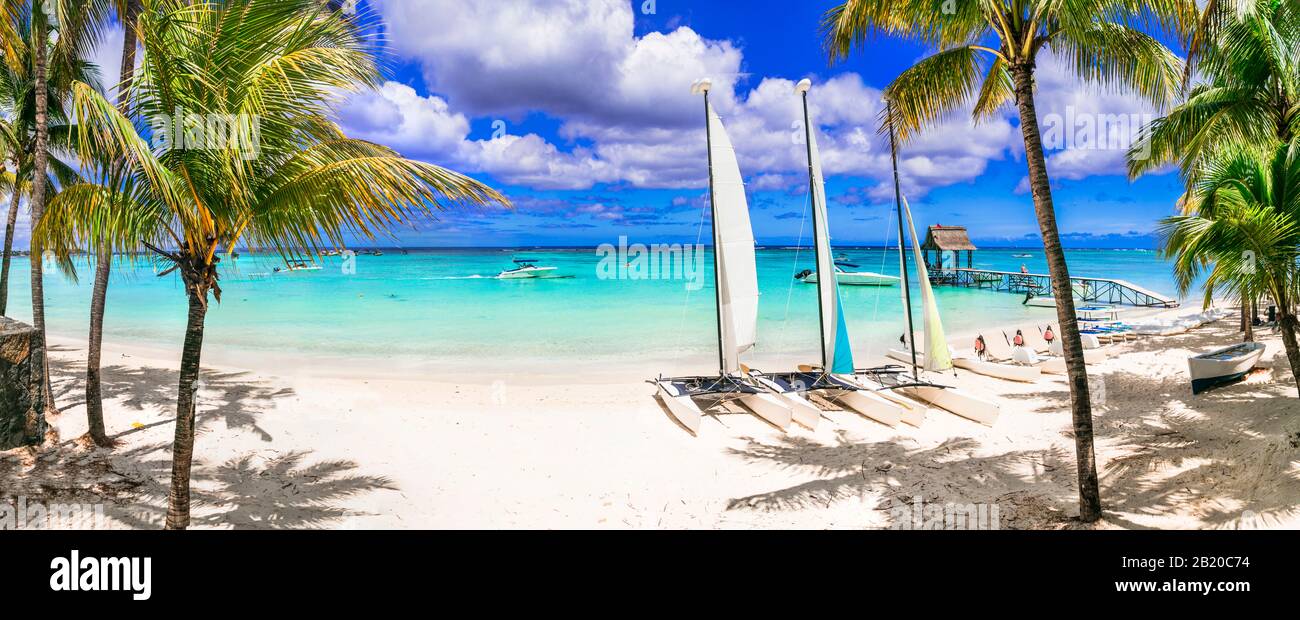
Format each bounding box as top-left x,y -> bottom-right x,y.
3,247 -> 1182,377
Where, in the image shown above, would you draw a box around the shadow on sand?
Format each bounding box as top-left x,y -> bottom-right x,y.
2,348 -> 396,529
724,324 -> 1299,529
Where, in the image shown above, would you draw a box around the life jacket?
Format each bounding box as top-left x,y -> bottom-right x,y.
1013,332 -> 1025,347
974,336 -> 986,353
1043,327 -> 1055,343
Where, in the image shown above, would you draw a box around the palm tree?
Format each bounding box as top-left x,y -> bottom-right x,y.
1160,139 -> 1300,395
0,1 -> 101,430
84,0 -> 140,448
823,0 -> 1191,522
1129,0 -> 1298,182
39,0 -> 507,529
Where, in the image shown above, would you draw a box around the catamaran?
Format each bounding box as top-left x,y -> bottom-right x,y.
865,100 -> 1000,426
653,79 -> 795,435
743,79 -> 934,429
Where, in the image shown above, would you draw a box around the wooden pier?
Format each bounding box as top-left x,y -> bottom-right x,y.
939,268 -> 1179,308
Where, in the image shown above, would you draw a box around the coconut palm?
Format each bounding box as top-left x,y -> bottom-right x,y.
38,0 -> 507,529
1160,139 -> 1300,395
83,0 -> 141,448
0,3 -> 99,431
823,0 -> 1192,522
1128,0 -> 1298,182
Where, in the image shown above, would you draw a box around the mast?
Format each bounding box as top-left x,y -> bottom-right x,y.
797,81 -> 829,371
886,99 -> 919,380
698,79 -> 726,376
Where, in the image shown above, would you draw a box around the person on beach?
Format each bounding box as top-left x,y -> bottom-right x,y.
1020,264 -> 1029,274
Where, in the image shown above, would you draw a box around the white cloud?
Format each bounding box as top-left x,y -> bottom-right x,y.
347,0 -> 1032,196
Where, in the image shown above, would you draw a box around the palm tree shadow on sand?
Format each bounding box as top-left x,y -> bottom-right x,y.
48,348 -> 290,442
2,442 -> 397,530
725,324 -> 1299,529
725,433 -> 1077,529
3,350 -> 396,529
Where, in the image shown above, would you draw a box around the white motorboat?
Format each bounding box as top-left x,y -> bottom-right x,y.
273,260 -> 321,273
496,259 -> 559,279
795,262 -> 900,286
1188,342 -> 1265,394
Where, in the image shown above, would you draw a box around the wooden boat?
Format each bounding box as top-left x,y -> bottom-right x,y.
1188,342 -> 1265,394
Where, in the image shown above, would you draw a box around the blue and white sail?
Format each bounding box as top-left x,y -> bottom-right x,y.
797,79 -> 855,374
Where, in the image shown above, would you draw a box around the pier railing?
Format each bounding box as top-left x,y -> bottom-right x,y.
943,268 -> 1179,308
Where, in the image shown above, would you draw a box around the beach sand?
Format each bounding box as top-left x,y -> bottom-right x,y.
3,308 -> 1297,529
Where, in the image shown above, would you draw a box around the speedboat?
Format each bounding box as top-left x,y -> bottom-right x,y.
273,260 -> 321,273
497,258 -> 559,279
1188,342 -> 1265,394
795,261 -> 899,286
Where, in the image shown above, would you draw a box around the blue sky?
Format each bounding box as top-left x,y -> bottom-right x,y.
83,0 -> 1189,249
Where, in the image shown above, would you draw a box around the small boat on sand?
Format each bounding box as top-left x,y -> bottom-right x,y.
1188,342 -> 1265,394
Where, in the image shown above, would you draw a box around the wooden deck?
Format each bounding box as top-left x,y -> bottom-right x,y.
938,268 -> 1179,308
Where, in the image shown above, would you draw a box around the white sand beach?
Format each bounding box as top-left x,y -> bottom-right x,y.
3,307 -> 1297,530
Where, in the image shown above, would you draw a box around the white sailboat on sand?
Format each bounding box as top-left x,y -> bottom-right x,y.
863,101 -> 1000,426
747,79 -> 930,429
653,79 -> 795,435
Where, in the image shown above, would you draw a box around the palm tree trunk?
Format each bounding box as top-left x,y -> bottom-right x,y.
85,0 -> 141,448
165,283 -> 208,530
28,14 -> 55,428
1243,296 -> 1254,342
0,179 -> 19,316
1275,290 -> 1300,398
85,254 -> 111,445
1011,62 -> 1102,522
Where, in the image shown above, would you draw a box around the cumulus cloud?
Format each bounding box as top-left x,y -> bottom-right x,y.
353,0 -> 1172,200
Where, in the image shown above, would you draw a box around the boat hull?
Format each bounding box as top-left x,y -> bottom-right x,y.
1188,342 -> 1265,395
497,266 -> 559,279
898,384 -> 999,426
800,271 -> 899,286
655,381 -> 704,434
952,357 -> 1041,383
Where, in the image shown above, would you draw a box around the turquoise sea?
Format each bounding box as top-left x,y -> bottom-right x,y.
3,247 -> 1183,378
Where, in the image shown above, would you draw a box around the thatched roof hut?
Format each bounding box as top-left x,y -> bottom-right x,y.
921,225 -> 977,252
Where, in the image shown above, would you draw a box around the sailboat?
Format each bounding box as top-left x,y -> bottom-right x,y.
864,101 -> 1000,426
653,79 -> 795,435
747,79 -> 931,429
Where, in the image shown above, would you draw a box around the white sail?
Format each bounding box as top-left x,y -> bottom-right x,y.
707,106 -> 760,373
901,195 -> 952,372
803,102 -> 855,374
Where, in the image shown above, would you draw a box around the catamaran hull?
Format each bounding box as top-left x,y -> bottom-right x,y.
829,387 -> 902,427
748,375 -> 822,430
898,384 -> 999,426
737,392 -> 795,429
656,381 -> 704,434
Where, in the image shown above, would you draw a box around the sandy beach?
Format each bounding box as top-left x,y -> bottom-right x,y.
2,305 -> 1294,530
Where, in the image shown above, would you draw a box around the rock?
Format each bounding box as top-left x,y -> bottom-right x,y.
0,317 -> 42,449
